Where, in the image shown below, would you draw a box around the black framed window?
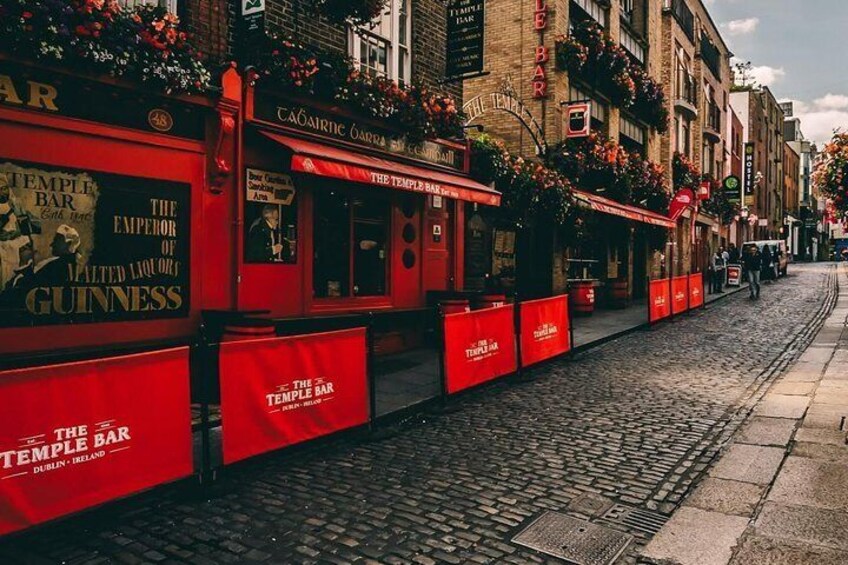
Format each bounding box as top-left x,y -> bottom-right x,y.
313,190 -> 390,298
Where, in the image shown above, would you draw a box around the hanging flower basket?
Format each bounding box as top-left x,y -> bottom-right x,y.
555,20 -> 668,131
0,0 -> 212,94
245,34 -> 465,145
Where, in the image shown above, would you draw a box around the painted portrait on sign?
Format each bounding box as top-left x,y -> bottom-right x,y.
0,160 -> 190,327
244,168 -> 297,264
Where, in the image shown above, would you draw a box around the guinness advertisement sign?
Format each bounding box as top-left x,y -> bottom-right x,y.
0,160 -> 190,327
252,90 -> 466,172
0,62 -> 205,140
446,0 -> 485,79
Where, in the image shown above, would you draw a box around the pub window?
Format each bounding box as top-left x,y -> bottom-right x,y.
569,84 -> 607,131
619,115 -> 646,154
313,190 -> 390,298
620,26 -> 644,64
571,0 -> 607,27
350,0 -> 412,84
121,0 -> 178,15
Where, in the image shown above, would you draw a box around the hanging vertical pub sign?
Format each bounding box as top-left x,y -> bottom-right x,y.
445,0 -> 485,79
0,160 -> 190,327
743,142 -> 755,205
532,0 -> 549,98
565,102 -> 592,138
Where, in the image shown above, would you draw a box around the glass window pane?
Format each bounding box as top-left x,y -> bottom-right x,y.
352,197 -> 389,297
313,191 -> 351,298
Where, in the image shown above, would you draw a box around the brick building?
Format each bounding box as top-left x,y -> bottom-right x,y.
462,0 -> 670,300
731,87 -> 786,240
239,0 -> 458,96
660,0 -> 733,273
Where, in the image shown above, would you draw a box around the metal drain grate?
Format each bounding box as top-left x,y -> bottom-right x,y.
567,492 -> 615,518
512,511 -> 633,565
599,504 -> 669,536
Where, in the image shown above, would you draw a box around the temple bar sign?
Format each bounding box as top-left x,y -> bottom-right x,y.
462,91 -> 547,155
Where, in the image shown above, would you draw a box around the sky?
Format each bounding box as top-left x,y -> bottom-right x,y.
705,0 -> 848,146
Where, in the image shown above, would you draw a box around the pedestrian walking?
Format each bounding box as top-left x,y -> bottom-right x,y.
762,245 -> 775,282
743,244 -> 762,299
728,243 -> 740,264
710,248 -> 725,293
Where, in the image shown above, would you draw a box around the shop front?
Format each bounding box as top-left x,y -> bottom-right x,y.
0,58 -> 239,355
236,81 -> 500,320
0,57 -> 239,535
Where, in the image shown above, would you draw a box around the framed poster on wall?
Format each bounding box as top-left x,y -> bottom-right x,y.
244,168 -> 297,264
0,159 -> 190,327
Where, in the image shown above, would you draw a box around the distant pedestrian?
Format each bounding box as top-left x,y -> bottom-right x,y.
762,245 -> 775,282
728,243 -> 740,264
743,245 -> 762,299
710,248 -> 725,293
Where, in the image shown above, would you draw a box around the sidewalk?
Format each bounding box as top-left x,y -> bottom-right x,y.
571,281 -> 749,350
641,264 -> 847,565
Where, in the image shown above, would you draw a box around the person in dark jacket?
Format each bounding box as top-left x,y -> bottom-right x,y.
761,244 -> 775,282
743,244 -> 762,299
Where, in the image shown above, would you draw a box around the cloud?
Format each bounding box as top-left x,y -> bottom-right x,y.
814,94 -> 848,110
722,17 -> 760,36
748,65 -> 786,87
779,96 -> 848,146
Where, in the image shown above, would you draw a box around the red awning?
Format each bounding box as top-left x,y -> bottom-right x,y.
573,190 -> 676,228
261,131 -> 501,206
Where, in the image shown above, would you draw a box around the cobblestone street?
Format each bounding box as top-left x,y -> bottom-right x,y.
0,264 -> 837,565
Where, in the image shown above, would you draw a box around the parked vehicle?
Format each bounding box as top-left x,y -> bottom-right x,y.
744,240 -> 789,277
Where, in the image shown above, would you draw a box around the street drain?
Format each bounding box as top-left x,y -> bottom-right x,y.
567,492 -> 615,517
512,511 -> 632,565
599,504 -> 669,536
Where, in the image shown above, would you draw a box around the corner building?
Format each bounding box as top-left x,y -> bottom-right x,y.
464,0 -> 670,303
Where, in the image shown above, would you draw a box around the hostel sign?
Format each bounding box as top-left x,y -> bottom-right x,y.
744,142 -> 755,205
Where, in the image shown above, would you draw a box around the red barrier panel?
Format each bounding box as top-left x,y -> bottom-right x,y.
672,276 -> 689,315
689,273 -> 704,308
648,279 -> 671,323
519,296 -> 571,367
0,348 -> 192,536
444,305 -> 518,394
219,328 -> 369,465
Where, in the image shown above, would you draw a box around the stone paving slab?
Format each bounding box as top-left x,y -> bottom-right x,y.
779,370 -> 821,383
768,457 -> 848,511
802,404 -> 848,429
754,394 -> 811,419
710,445 -> 786,485
754,501 -> 848,552
823,362 -> 848,379
641,507 -> 749,565
793,427 -> 846,446
736,417 -> 797,447
817,379 -> 848,391
769,381 -> 816,396
730,534 -> 848,565
793,442 -> 848,464
797,347 -> 834,363
684,478 -> 766,517
813,389 -> 848,405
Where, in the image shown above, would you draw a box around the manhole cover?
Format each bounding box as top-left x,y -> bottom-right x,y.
512,511 -> 632,565
567,492 -> 615,517
600,504 -> 669,536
